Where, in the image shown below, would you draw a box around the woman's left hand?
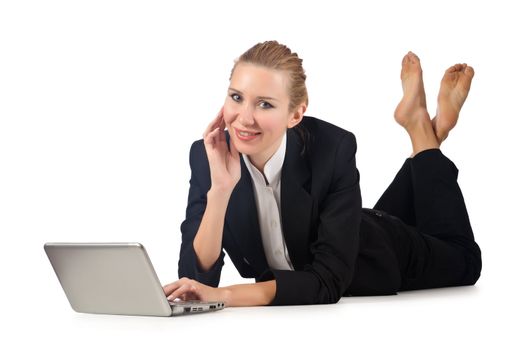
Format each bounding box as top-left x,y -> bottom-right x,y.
163,278 -> 225,304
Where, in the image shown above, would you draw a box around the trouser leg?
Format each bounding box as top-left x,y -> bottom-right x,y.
373,158 -> 415,226
375,149 -> 482,290
410,149 -> 477,247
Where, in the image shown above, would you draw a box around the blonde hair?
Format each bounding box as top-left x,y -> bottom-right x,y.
229,40 -> 309,112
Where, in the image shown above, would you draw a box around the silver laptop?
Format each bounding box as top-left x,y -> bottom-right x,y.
44,242 -> 224,316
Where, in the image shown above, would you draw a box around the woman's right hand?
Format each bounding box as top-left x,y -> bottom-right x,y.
203,107 -> 241,194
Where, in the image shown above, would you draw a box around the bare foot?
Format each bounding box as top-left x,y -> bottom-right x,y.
394,51 -> 430,130
394,52 -> 439,156
432,63 -> 475,143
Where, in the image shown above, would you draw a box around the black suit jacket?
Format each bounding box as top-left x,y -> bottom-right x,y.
178,116 -> 401,305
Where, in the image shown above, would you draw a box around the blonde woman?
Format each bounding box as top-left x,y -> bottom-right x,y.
163,41 -> 482,307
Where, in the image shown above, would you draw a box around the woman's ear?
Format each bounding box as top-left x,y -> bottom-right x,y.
287,103 -> 307,128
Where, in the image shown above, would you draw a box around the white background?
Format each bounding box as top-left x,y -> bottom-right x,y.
1,0 -> 527,348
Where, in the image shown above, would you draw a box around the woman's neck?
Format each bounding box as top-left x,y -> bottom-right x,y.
248,135 -> 285,173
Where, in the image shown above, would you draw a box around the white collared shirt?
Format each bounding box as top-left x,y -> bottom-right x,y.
242,133 -> 294,271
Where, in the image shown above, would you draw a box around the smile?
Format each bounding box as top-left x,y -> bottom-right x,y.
235,128 -> 261,141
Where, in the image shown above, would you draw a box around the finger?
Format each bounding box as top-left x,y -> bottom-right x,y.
205,128 -> 224,150
180,291 -> 199,302
229,137 -> 240,159
163,280 -> 187,296
167,284 -> 195,301
217,105 -> 224,120
214,107 -> 225,142
163,282 -> 179,296
162,278 -> 191,296
203,107 -> 225,139
213,126 -> 222,146
218,118 -> 227,142
163,286 -> 174,296
203,116 -> 221,140
166,284 -> 189,301
204,128 -> 218,140
203,119 -> 219,140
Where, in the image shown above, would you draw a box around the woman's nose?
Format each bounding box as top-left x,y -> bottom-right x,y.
237,104 -> 255,126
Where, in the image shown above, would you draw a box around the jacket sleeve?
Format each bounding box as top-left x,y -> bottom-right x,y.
178,140 -> 225,287
259,132 -> 362,305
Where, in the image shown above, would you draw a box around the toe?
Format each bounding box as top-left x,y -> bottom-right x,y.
409,52 -> 420,63
464,66 -> 475,77
446,65 -> 457,73
402,51 -> 417,64
453,63 -> 465,71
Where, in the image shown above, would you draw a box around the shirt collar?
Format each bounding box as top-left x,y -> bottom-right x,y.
242,132 -> 287,187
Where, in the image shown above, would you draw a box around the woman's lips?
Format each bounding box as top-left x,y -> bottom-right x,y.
235,128 -> 261,141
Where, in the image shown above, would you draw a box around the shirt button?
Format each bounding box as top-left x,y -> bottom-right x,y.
271,221 -> 277,228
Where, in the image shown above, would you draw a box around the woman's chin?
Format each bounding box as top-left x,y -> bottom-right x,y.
229,137 -> 258,155
233,144 -> 258,156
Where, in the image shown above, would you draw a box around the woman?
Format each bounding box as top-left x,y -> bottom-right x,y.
163,41 -> 482,307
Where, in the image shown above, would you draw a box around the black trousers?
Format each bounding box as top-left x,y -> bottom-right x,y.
370,149 -> 482,292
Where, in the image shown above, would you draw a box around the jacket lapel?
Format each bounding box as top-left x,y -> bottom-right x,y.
224,128 -> 314,273
280,128 -> 314,270
225,134 -> 269,275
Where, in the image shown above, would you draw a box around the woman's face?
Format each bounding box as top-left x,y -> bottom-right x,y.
223,62 -> 303,168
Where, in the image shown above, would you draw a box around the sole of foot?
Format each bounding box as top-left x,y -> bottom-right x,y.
432,63 -> 475,143
394,51 -> 431,131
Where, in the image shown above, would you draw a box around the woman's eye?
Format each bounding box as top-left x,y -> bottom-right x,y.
230,93 -> 241,102
259,101 -> 273,109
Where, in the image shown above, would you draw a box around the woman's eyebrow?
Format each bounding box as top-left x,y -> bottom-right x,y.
228,87 -> 278,101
